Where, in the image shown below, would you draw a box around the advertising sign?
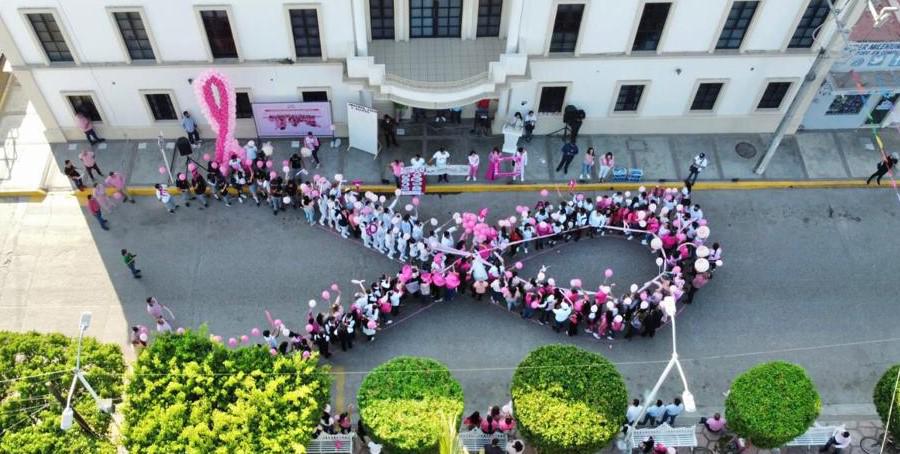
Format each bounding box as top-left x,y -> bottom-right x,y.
251,102 -> 333,137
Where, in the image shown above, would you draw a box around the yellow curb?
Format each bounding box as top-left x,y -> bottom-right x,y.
4,179 -> 888,201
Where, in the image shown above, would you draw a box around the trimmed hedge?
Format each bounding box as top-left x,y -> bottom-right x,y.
122,328 -> 330,453
725,361 -> 820,449
357,356 -> 464,454
510,344 -> 628,454
0,331 -> 125,454
874,365 -> 900,442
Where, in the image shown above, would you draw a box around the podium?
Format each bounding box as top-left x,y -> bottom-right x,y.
501,124 -> 523,154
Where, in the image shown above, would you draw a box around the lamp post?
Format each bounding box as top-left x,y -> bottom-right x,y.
60,312 -> 114,431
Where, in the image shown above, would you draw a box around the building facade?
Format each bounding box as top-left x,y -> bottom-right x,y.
0,0 -> 866,143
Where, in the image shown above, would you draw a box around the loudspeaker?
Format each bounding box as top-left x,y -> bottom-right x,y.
176,137 -> 193,156
563,105 -> 578,124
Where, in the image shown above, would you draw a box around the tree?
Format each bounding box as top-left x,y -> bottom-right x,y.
874,365 -> 900,442
357,356 -> 464,454
725,361 -> 820,449
0,331 -> 125,454
510,344 -> 627,454
121,328 -> 330,453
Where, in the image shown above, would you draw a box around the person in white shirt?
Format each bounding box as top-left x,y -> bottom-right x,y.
430,147 -> 451,182
686,152 -> 709,186
640,400 -> 665,426
523,111 -> 536,143
625,399 -> 644,425
820,429 -> 851,454
410,154 -> 426,169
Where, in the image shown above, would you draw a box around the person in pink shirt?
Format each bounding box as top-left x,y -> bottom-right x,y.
389,160 -> 404,188
75,111 -> 105,145
598,151 -> 615,181
105,171 -> 134,204
79,148 -> 103,181
304,132 -> 321,168
86,194 -> 109,230
485,148 -> 500,181
703,412 -> 726,433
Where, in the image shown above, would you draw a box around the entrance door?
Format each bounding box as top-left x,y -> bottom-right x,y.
410,0 -> 462,38
866,94 -> 899,125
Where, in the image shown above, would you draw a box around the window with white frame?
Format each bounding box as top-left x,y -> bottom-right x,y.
113,11 -> 155,60
549,4 -> 584,53
691,83 -> 724,111
716,1 -> 758,50
538,86 -> 568,113
66,95 -> 101,122
477,0 -> 503,38
632,3 -> 671,51
788,0 -> 829,49
370,0 -> 395,40
289,9 -> 322,58
26,13 -> 73,62
200,10 -> 238,59
757,82 -> 792,109
614,84 -> 646,112
236,92 -> 253,119
144,93 -> 178,121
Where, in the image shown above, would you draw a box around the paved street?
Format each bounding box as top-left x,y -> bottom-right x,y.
1,188 -> 899,420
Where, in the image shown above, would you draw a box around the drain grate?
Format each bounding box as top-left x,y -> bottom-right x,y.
735,142 -> 757,159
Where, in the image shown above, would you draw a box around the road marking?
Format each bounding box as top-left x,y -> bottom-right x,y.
333,366 -> 345,411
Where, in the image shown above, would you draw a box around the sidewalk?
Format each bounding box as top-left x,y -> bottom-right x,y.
3,100 -> 899,195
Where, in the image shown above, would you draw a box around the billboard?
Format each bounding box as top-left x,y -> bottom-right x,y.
251,102 -> 333,137
347,103 -> 379,156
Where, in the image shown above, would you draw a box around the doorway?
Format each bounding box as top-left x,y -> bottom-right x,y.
410,0 -> 462,38
865,93 -> 899,125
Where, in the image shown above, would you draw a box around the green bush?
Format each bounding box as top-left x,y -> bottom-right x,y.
122,328 -> 330,453
0,331 -> 125,454
510,344 -> 627,453
725,361 -> 820,449
357,356 -> 464,454
874,365 -> 900,442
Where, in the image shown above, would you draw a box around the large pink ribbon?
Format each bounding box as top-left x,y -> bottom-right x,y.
193,70 -> 245,167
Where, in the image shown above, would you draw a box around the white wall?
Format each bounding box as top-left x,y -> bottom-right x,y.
32,63 -> 360,139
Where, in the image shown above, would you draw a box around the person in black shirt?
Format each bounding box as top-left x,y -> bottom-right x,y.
269,176 -> 284,214
285,179 -> 299,209
380,114 -> 399,147
64,160 -> 85,191
175,172 -> 192,207
229,170 -> 248,204
289,152 -> 305,180
191,174 -> 209,208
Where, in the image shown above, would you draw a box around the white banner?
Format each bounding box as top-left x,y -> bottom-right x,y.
347,103 -> 379,156
404,165 -> 471,176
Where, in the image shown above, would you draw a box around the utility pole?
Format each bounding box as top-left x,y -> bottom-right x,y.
755,0 -> 863,175
46,380 -> 98,438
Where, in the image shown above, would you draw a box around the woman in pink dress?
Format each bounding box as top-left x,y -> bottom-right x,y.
93,182 -> 113,211
485,148 -> 501,181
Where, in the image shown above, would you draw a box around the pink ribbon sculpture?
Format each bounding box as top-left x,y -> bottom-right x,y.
193,70 -> 246,169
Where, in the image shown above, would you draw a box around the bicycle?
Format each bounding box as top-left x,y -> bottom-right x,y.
860,430 -> 899,454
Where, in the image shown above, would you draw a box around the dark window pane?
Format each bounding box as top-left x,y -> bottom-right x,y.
302,91 -> 329,102
757,82 -> 792,109
145,93 -> 177,120
690,83 -> 724,110
477,0 -> 502,37
236,92 -> 253,119
614,85 -> 645,112
113,12 -> 155,60
27,13 -> 73,62
410,0 -> 461,38
825,94 -> 868,115
716,1 -> 758,50
549,4 -> 584,53
290,9 -> 322,57
200,10 -> 238,59
789,0 -> 829,49
632,3 -> 671,51
538,86 -> 567,113
67,96 -> 102,122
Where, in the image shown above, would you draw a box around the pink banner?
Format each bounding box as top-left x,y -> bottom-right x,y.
251,102 -> 333,137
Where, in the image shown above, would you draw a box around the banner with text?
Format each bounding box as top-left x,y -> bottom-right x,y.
251,102 -> 333,137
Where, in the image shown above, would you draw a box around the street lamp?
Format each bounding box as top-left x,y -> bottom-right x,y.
60,312 -> 113,431
623,296 -> 696,450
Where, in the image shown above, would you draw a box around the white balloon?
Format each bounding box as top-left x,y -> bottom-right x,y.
715,260 -> 723,267
379,195 -> 387,203
694,258 -> 710,273
309,299 -> 317,308
655,257 -> 664,266
430,218 -> 438,226
630,284 -> 639,293
696,245 -> 710,258
404,204 -> 414,212
334,173 -> 344,182
697,226 -> 711,239
650,238 -> 663,250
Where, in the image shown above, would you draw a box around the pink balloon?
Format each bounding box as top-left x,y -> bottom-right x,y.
445,274 -> 460,288
411,197 -> 420,206
604,269 -> 614,278
188,163 -> 197,171
256,161 -> 264,168
282,160 -> 289,166
433,274 -> 446,287
251,328 -> 261,337
240,335 -> 249,343
270,348 -> 278,356
514,261 -> 523,270
228,337 -> 237,347
570,279 -> 582,288
158,166 -> 167,175
330,283 -> 339,292
202,153 -> 211,161
178,173 -> 186,181
531,302 -> 539,309
211,162 -> 219,169
540,189 -> 549,197
176,327 -> 185,334
302,351 -> 311,359
273,319 -> 282,327
699,219 -> 708,226
112,192 -> 124,201
367,320 -> 377,329
321,290 -> 331,300
266,161 -> 274,169
269,171 -> 277,179
504,271 -> 513,279
212,335 -> 222,343
305,324 -> 314,333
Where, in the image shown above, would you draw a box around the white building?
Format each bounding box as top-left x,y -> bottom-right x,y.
0,0 -> 867,143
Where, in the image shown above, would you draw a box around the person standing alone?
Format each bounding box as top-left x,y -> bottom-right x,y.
556,141 -> 579,174
181,111 -> 201,146
304,132 -> 321,168
685,153 -> 708,186
866,152 -> 898,185
86,194 -> 109,230
121,249 -> 141,278
75,110 -> 105,145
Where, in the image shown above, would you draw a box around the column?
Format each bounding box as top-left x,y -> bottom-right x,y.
493,88 -> 511,135
396,0 -> 409,41
504,0 -> 523,53
461,0 -> 478,40
352,0 -> 369,56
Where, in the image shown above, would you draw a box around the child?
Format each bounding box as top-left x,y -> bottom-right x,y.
581,147 -> 595,180
466,151 -> 480,181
